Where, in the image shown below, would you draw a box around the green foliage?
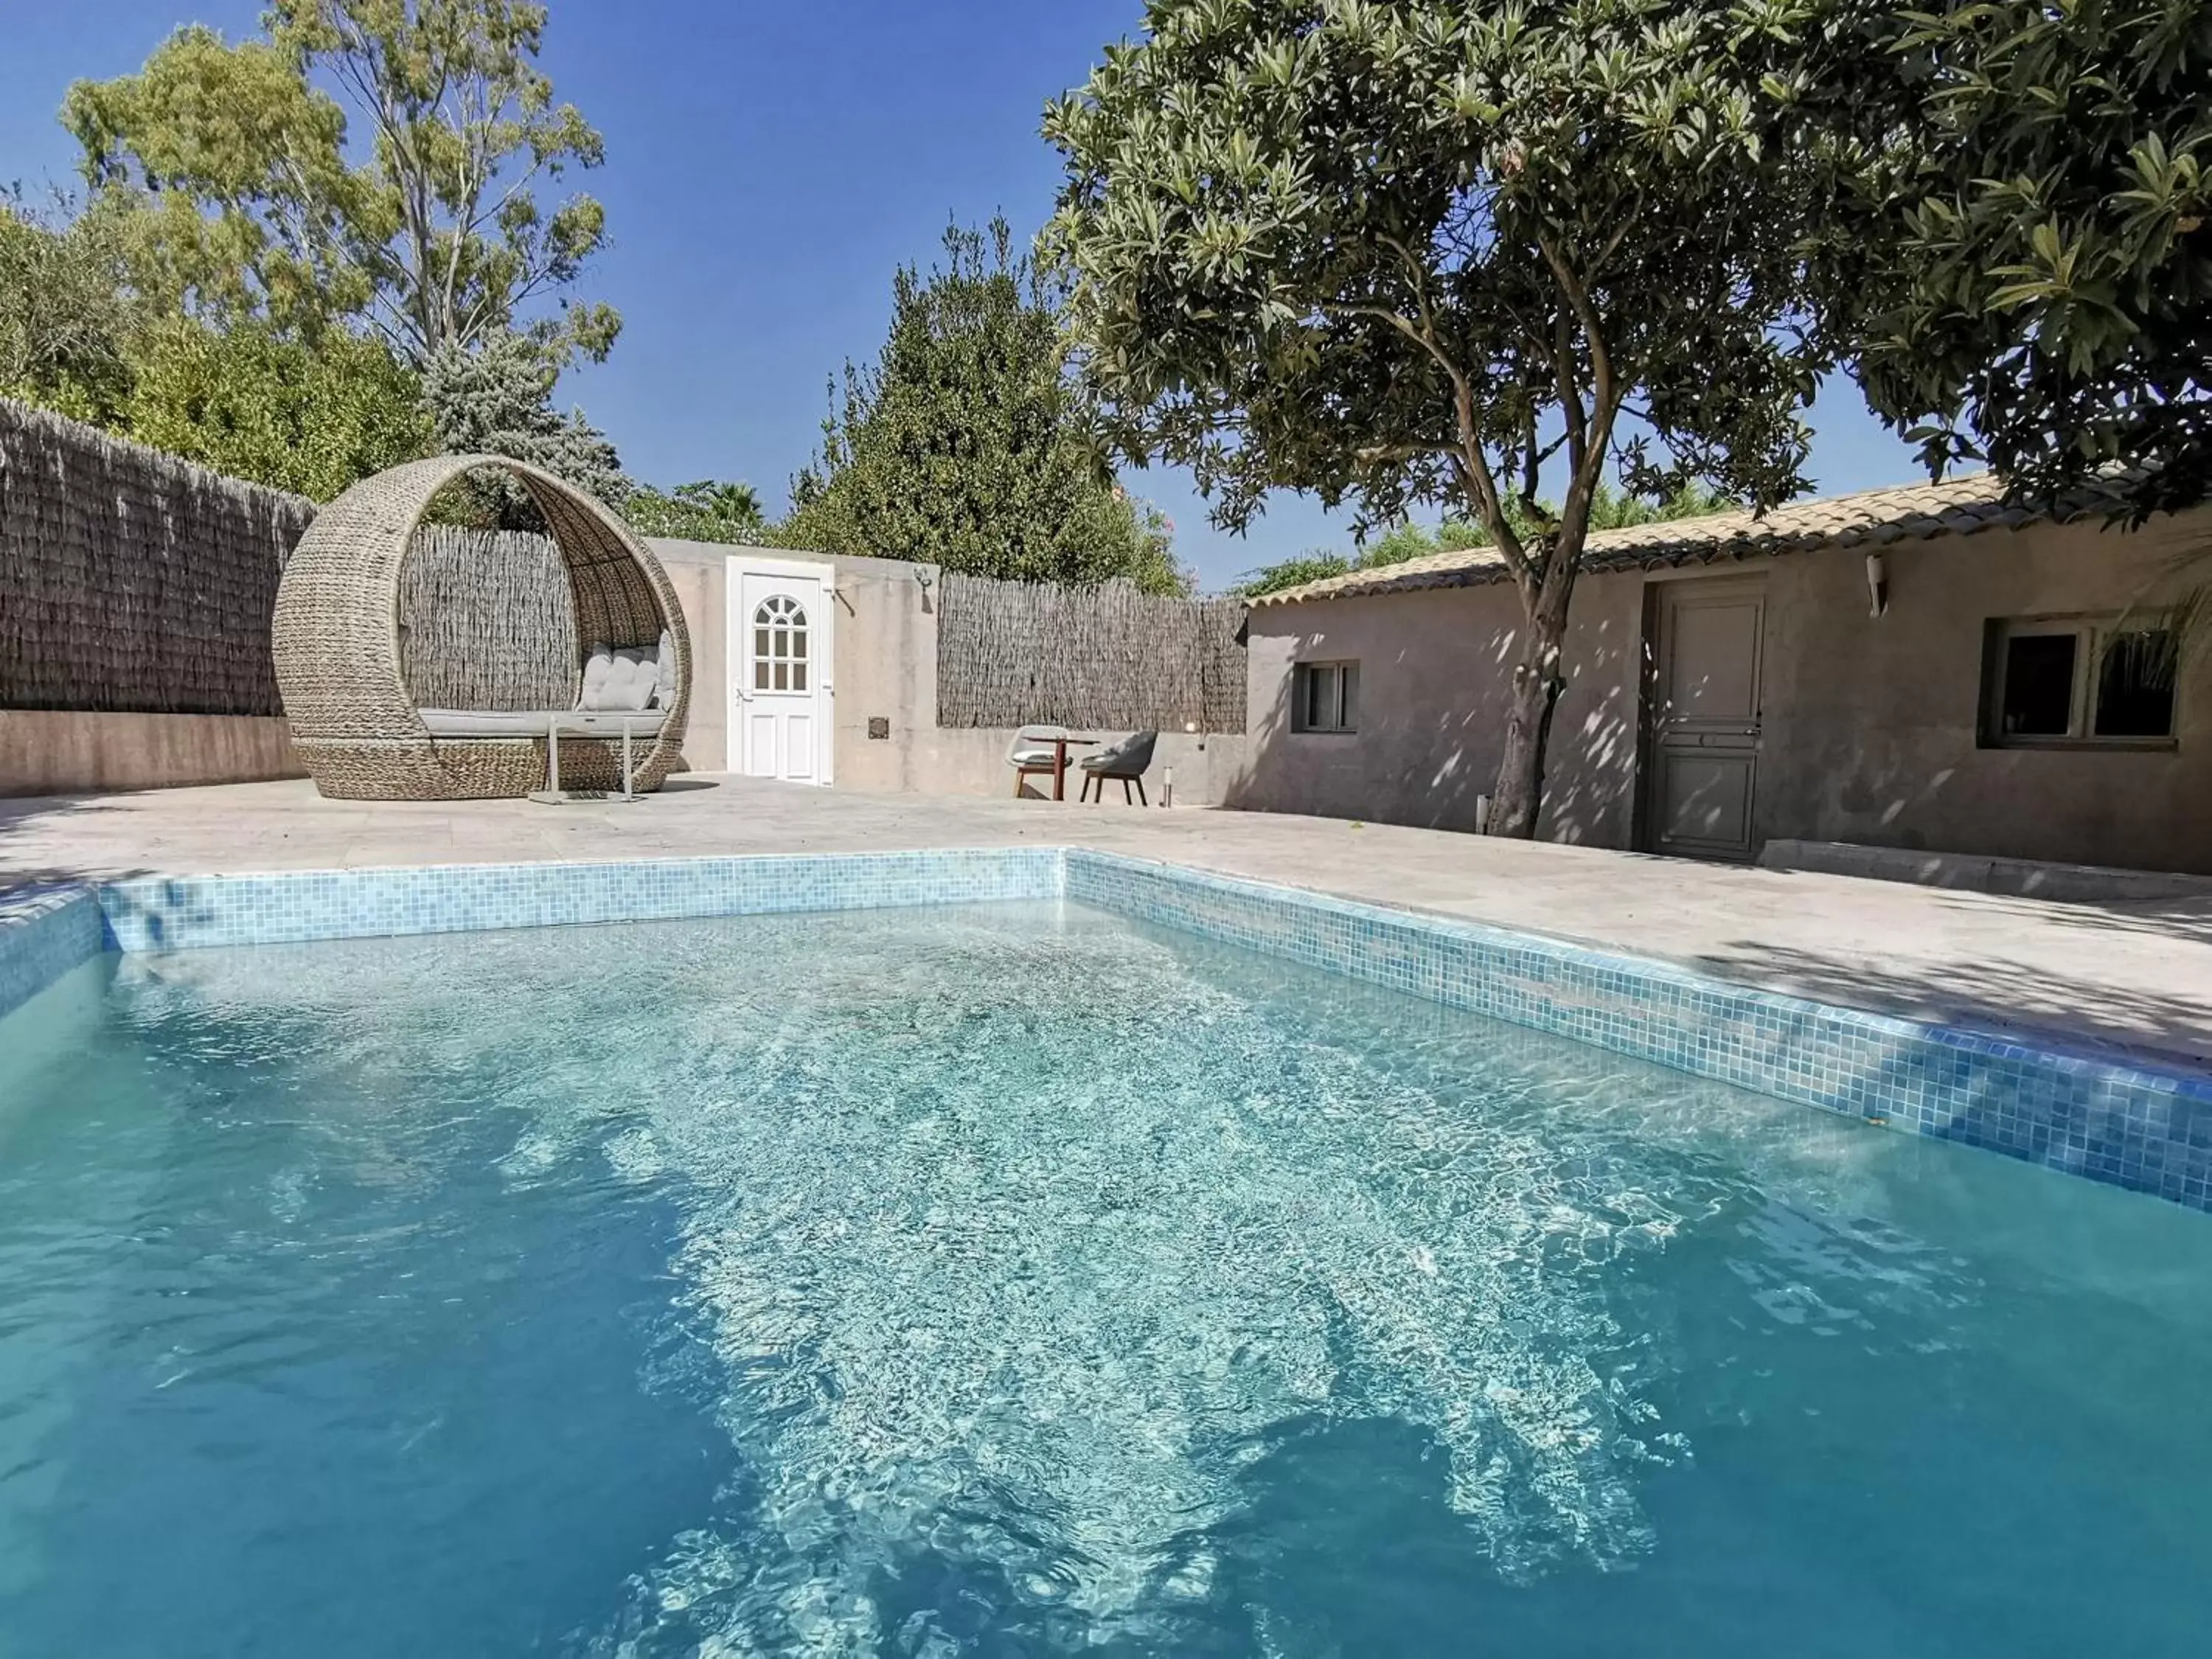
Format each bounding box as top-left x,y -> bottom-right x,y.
1840,1 -> 2212,518
1234,552 -> 1351,597
624,479 -> 767,543
125,318 -> 434,499
776,218 -> 1191,596
65,1 -> 618,366
421,329 -> 624,525
1,187 -> 432,498
1046,0 -> 1860,830
1236,484 -> 1733,595
0,192 -> 137,425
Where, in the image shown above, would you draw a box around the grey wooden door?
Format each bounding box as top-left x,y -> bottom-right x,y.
1645,577 -> 1766,860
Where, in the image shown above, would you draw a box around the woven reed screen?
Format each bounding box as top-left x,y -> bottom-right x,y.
2,399 -> 585,717
0,398 -> 313,714
936,573 -> 1247,732
397,526 -> 576,710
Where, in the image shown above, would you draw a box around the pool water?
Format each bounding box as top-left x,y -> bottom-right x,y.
1,900 -> 2207,1658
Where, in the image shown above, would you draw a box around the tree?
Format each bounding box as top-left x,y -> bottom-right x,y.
125,318 -> 433,500
1046,1 -> 1867,835
1841,1 -> 2212,521
1236,551 -> 1353,597
624,479 -> 767,543
2,188 -> 431,501
1237,483 -> 1735,595
422,328 -> 622,524
64,1 -> 617,367
0,190 -> 137,425
777,218 -> 1191,596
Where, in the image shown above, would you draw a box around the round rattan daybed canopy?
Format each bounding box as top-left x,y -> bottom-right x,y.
273,454 -> 692,801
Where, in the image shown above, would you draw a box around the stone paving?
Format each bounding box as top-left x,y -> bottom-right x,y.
4,774 -> 2209,1068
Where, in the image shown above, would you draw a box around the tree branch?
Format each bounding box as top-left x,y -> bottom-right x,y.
1322,299 -> 1534,588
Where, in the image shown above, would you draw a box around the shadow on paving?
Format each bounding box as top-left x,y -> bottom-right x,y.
1686,932 -> 2212,1069
0,790 -> 161,890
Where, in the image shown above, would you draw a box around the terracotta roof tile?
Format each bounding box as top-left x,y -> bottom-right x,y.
1247,473 -> 2075,607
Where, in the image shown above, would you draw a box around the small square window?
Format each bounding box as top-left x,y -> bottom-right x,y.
1293,660 -> 1358,733
1983,616 -> 2177,747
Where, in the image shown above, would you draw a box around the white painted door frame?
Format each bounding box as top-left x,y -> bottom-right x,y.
725,554 -> 835,785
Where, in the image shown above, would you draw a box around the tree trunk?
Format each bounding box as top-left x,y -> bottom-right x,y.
1487,595 -> 1569,839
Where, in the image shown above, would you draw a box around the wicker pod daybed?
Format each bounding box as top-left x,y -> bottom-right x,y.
272,454 -> 692,801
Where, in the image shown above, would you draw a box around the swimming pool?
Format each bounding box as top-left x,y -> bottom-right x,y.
1,892 -> 2208,1657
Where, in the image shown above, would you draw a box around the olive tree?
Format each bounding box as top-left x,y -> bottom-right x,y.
1046,0 -> 1870,836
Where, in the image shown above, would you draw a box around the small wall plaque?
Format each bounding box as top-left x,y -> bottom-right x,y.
867,717 -> 891,740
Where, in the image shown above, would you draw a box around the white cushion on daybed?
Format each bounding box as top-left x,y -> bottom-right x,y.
580,643 -> 661,712
420,709 -> 669,738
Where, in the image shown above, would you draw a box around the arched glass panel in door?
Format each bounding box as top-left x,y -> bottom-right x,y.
751,595 -> 810,692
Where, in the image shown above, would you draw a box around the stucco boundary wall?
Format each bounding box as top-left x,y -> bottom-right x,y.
651,540 -> 1253,804
4,846 -> 2207,1212
0,712 -> 304,799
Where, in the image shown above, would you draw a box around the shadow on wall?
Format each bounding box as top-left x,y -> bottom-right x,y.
1220,584 -> 1646,849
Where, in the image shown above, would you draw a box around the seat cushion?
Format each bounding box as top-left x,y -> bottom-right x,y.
420,709 -> 667,739
1009,748 -> 1059,768
614,647 -> 659,711
558,708 -> 666,737
580,644 -> 616,709
581,646 -> 659,712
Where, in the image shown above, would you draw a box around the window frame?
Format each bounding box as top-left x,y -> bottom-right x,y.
750,594 -> 811,694
1292,659 -> 1359,734
1980,613 -> 2179,751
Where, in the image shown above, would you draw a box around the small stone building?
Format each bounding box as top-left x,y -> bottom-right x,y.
1234,476 -> 2211,877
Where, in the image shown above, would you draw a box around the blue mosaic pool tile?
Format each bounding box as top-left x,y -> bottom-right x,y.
10,841 -> 2208,1214
96,846 -> 1063,952
1066,848 -> 2212,1214
0,885 -> 103,1019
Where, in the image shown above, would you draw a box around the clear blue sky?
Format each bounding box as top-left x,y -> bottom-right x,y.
0,0 -> 1923,591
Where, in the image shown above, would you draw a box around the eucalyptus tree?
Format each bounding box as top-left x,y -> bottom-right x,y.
65,0 -> 618,367
1046,0 -> 1871,835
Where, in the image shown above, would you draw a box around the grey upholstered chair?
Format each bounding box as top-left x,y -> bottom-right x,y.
1078,730 -> 1159,804
1006,724 -> 1071,797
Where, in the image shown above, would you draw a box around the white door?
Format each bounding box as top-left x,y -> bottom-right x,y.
727,557 -> 834,784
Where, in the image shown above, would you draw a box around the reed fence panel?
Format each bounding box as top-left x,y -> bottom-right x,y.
6,399 -> 1247,731
936,574 -> 1247,732
0,399 -> 311,714
2,400 -> 582,717
397,526 -> 577,710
